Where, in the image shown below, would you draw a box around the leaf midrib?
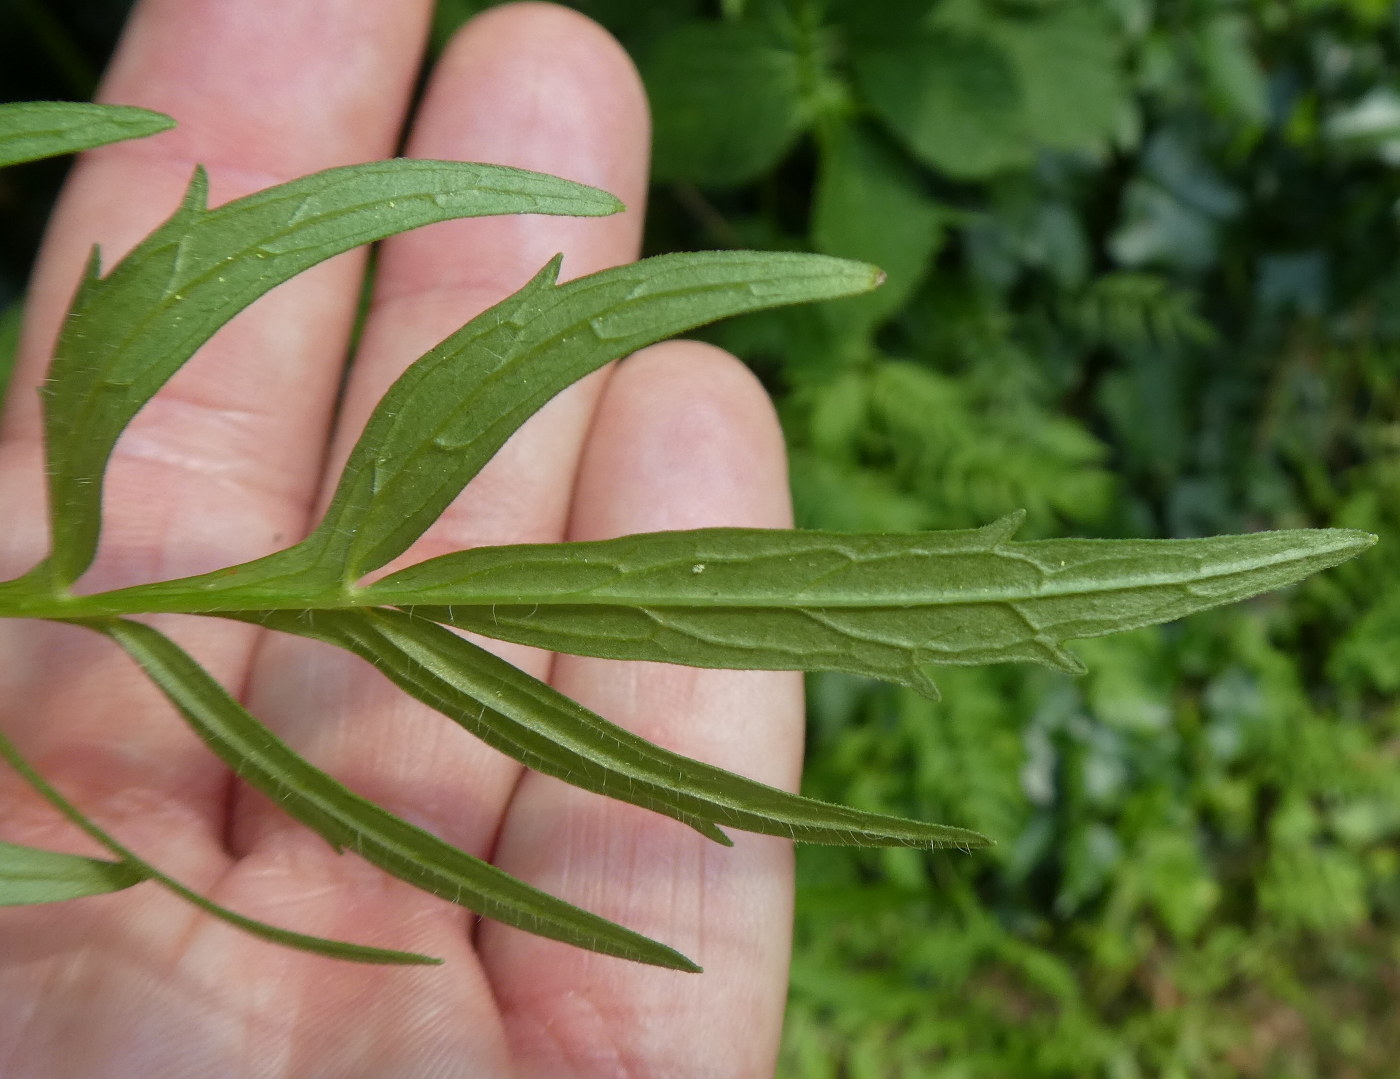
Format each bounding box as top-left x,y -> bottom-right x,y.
0,530 -> 1369,621
373,538 -> 1371,608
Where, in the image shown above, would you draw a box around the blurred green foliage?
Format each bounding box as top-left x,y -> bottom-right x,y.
532,1 -> 1400,1073
8,0 -> 1400,1074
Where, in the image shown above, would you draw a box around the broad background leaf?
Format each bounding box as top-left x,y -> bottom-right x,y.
985,5 -> 1124,154
852,2 -> 1125,179
855,26 -> 1031,180
644,22 -> 805,185
812,123 -> 945,346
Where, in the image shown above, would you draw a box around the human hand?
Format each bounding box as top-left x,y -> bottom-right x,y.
0,2 -> 802,1076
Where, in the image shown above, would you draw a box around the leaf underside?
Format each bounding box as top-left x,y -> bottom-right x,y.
96,618 -> 700,972
38,158 -> 622,587
369,512 -> 1376,698
238,606 -> 990,850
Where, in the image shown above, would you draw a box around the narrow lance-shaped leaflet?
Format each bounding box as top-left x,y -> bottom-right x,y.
293,249 -> 885,583
55,249 -> 886,610
0,839 -> 146,906
238,606 -> 990,850
0,101 -> 175,169
95,618 -> 701,971
36,159 -> 621,588
0,727 -> 439,965
367,511 -> 1378,697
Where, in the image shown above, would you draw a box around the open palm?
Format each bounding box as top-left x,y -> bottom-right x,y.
0,3 -> 802,1076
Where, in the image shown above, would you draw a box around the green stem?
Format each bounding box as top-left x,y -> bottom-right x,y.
0,541 -> 355,619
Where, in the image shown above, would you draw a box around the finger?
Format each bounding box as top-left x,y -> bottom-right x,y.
233,3 -> 650,865
4,0 -> 432,569
0,0 -> 432,850
328,0 -> 650,551
482,341 -> 805,1079
0,0 -> 443,1056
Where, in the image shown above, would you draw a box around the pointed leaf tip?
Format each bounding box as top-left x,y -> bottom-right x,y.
0,101 -> 176,169
98,618 -> 703,971
184,165 -> 211,212
1340,529 -> 1379,553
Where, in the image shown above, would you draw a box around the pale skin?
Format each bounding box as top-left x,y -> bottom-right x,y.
0,2 -> 803,1076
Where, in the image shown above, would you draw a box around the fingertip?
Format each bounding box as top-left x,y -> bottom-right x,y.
365,0 -> 651,320
570,339 -> 794,540
428,1 -> 650,197
448,1 -> 647,99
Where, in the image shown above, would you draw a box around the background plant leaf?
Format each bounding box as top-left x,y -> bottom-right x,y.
985,4 -> 1124,154
95,617 -> 700,971
854,25 -> 1031,180
0,839 -> 145,905
811,123 -> 945,347
38,159 -> 622,588
644,21 -> 805,185
371,515 -> 1376,697
241,606 -> 990,851
851,2 -> 1125,181
0,101 -> 174,169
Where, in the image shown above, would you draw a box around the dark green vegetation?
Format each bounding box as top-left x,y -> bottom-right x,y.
7,0 -> 1400,1074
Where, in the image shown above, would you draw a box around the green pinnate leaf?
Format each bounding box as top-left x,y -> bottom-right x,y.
1,124 -> 1381,977
96,617 -> 700,971
0,840 -> 146,905
39,160 -> 621,588
0,101 -> 174,169
278,250 -> 882,585
369,514 -> 1377,697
